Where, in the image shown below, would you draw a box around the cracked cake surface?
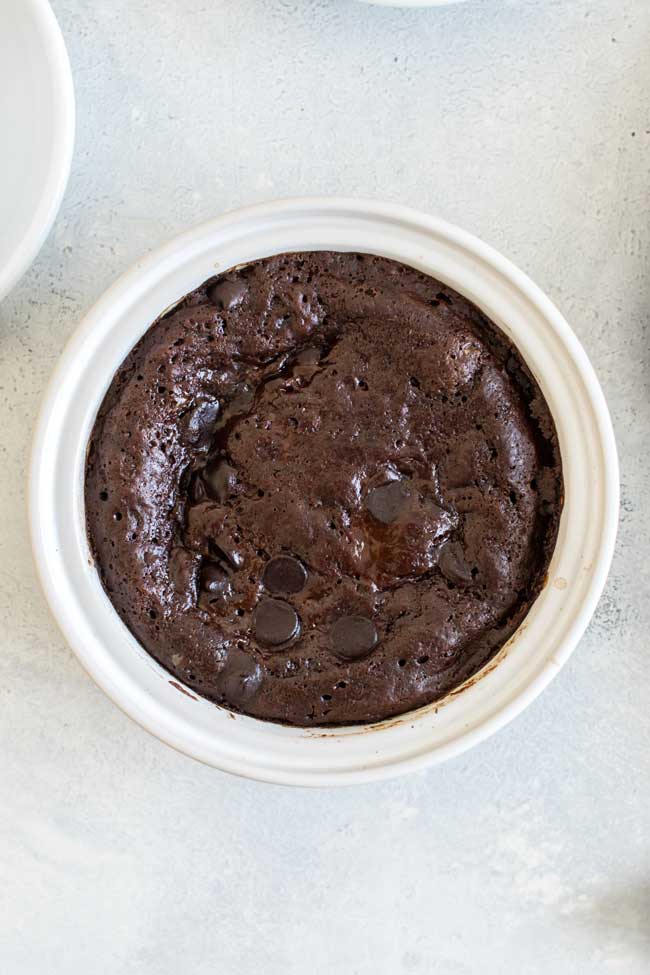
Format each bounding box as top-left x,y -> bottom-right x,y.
85,251 -> 563,725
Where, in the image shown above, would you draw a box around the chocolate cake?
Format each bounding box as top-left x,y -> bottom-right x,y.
85,252 -> 563,725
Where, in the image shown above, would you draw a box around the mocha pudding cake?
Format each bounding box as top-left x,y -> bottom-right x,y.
85,251 -> 563,726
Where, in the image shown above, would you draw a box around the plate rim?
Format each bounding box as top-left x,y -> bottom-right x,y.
0,0 -> 75,302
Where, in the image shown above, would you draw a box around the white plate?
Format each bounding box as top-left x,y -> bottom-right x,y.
0,0 -> 75,301
29,198 -> 619,786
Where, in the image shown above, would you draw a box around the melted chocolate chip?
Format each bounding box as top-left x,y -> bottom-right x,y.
330,615 -> 379,660
201,561 -> 231,593
438,540 -> 474,585
254,598 -> 300,646
182,398 -> 220,446
211,538 -> 243,571
227,384 -> 255,415
294,347 -> 321,365
204,458 -> 236,501
263,555 -> 308,595
365,480 -> 410,524
168,546 -> 200,609
207,279 -> 247,311
189,472 -> 208,503
218,649 -> 262,706
290,348 -> 322,385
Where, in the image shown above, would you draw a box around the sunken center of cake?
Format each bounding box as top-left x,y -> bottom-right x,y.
85,252 -> 563,726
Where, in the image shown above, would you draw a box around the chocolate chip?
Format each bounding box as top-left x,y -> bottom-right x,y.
227,383 -> 255,415
330,615 -> 378,660
218,649 -> 262,706
201,561 -> 231,593
211,538 -> 244,571
263,555 -> 307,595
189,472 -> 208,503
204,457 -> 236,501
295,347 -> 321,364
254,598 -> 300,646
183,398 -> 220,446
207,279 -> 247,311
438,540 -> 473,585
169,546 -> 200,609
365,480 -> 410,524
291,348 -> 322,386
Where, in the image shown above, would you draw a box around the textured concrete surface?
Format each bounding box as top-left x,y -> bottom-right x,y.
1,0 -> 649,972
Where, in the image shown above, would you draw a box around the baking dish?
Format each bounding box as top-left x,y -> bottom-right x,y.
29,198 -> 618,785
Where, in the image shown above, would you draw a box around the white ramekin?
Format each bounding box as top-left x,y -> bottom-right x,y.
29,198 -> 618,786
0,0 -> 75,301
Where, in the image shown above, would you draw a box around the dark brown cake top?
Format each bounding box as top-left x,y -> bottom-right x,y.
85,252 -> 562,726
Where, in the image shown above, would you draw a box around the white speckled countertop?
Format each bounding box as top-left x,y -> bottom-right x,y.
1,1 -> 649,972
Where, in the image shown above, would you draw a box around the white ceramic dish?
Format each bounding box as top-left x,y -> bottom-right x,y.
0,0 -> 75,302
29,198 -> 618,786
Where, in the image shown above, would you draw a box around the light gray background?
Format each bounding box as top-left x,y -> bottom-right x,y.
1,0 -> 648,972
